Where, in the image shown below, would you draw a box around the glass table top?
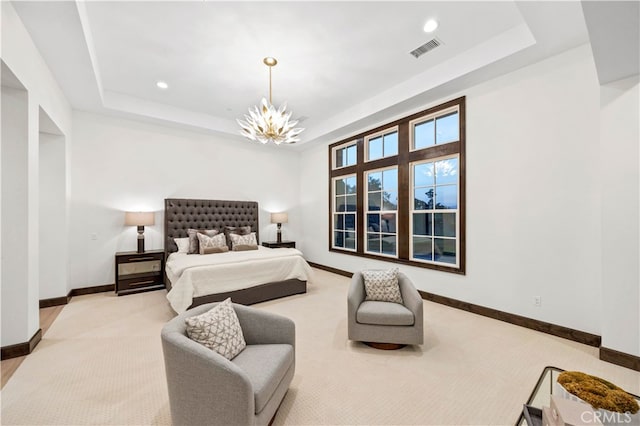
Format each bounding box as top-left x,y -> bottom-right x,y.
516,366 -> 640,426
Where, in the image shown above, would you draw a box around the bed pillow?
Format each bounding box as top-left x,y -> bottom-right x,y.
197,232 -> 227,254
187,228 -> 219,254
362,268 -> 403,304
224,226 -> 252,248
174,237 -> 190,254
184,298 -> 246,360
202,246 -> 229,255
229,232 -> 258,251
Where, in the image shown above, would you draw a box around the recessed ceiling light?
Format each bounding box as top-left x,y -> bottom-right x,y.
423,19 -> 439,33
156,81 -> 168,90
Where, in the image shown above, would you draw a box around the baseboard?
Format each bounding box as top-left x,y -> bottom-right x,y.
418,290 -> 601,347
68,283 -> 114,297
1,328 -> 42,360
308,261 -> 601,348
39,296 -> 71,309
38,284 -> 115,309
600,347 -> 640,372
307,261 -> 353,278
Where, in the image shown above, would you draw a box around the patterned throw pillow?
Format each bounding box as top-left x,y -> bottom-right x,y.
184,298 -> 246,360
196,233 -> 227,254
229,232 -> 258,250
362,268 -> 403,304
223,226 -> 252,248
187,229 -> 219,254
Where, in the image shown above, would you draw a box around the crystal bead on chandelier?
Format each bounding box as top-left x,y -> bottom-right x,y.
237,57 -> 304,145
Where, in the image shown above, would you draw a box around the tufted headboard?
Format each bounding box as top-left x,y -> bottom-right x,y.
164,198 -> 260,258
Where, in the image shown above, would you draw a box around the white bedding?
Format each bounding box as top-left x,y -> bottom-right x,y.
166,246 -> 313,313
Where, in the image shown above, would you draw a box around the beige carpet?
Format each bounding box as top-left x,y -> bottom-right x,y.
1,268 -> 639,425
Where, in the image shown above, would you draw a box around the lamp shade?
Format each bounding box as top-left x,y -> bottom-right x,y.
270,212 -> 288,224
124,211 -> 155,226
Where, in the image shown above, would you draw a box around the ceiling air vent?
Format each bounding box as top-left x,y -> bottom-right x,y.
410,38 -> 441,58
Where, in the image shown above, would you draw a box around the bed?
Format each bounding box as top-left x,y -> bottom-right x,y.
164,198 -> 311,313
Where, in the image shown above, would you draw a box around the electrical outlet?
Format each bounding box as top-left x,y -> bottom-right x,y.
534,296 -> 542,307
90,233 -> 98,240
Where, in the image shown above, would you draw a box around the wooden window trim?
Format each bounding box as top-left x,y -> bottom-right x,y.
328,96 -> 466,275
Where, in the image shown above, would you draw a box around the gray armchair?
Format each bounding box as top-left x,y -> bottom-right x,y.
348,271 -> 424,347
161,302 -> 295,426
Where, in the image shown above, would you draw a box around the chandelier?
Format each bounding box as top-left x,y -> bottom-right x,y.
237,57 -> 304,145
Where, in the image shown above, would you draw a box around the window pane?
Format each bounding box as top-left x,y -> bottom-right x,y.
413,236 -> 433,261
368,172 -> 382,191
336,195 -> 346,212
435,185 -> 457,209
346,194 -> 357,211
336,148 -> 345,168
435,158 -> 458,185
334,231 -> 344,248
346,145 -> 356,165
368,191 -> 382,211
434,238 -> 456,264
367,233 -> 380,252
414,187 -> 434,210
345,176 -> 357,194
383,132 -> 398,156
334,214 -> 344,231
381,213 -> 396,233
345,214 -> 356,230
414,162 -> 434,187
335,179 -> 346,195
381,234 -> 396,255
436,112 -> 459,144
434,213 -> 456,237
382,168 -> 397,191
383,190 -> 398,210
413,213 -> 432,236
345,232 -> 356,250
367,213 -> 380,232
414,119 -> 435,149
368,136 -> 383,160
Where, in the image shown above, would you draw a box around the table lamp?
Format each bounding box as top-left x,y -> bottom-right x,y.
125,211 -> 155,253
270,212 -> 288,243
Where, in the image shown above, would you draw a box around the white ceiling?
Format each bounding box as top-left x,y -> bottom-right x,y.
11,1 -> 602,147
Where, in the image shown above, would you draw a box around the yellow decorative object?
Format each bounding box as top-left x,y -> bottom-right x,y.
557,371 -> 639,414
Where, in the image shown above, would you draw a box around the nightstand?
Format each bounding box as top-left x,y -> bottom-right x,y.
115,249 -> 165,295
262,241 -> 296,249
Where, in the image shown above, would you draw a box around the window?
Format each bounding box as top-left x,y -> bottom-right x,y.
328,96 -> 466,274
333,141 -> 357,169
411,107 -> 459,150
366,167 -> 398,257
332,175 -> 357,250
366,128 -> 398,161
411,156 -> 459,266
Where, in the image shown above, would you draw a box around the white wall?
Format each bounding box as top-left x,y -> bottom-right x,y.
299,44 -> 603,335
1,1 -> 73,345
1,86 -> 30,346
68,111 -> 301,289
39,131 -> 67,300
600,75 -> 640,356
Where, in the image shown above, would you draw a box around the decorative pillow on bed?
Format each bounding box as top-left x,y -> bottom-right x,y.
223,226 -> 252,248
184,298 -> 246,360
174,237 -> 190,254
229,232 -> 258,251
187,228 -> 219,254
202,246 -> 229,255
196,232 -> 227,255
362,268 -> 403,304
